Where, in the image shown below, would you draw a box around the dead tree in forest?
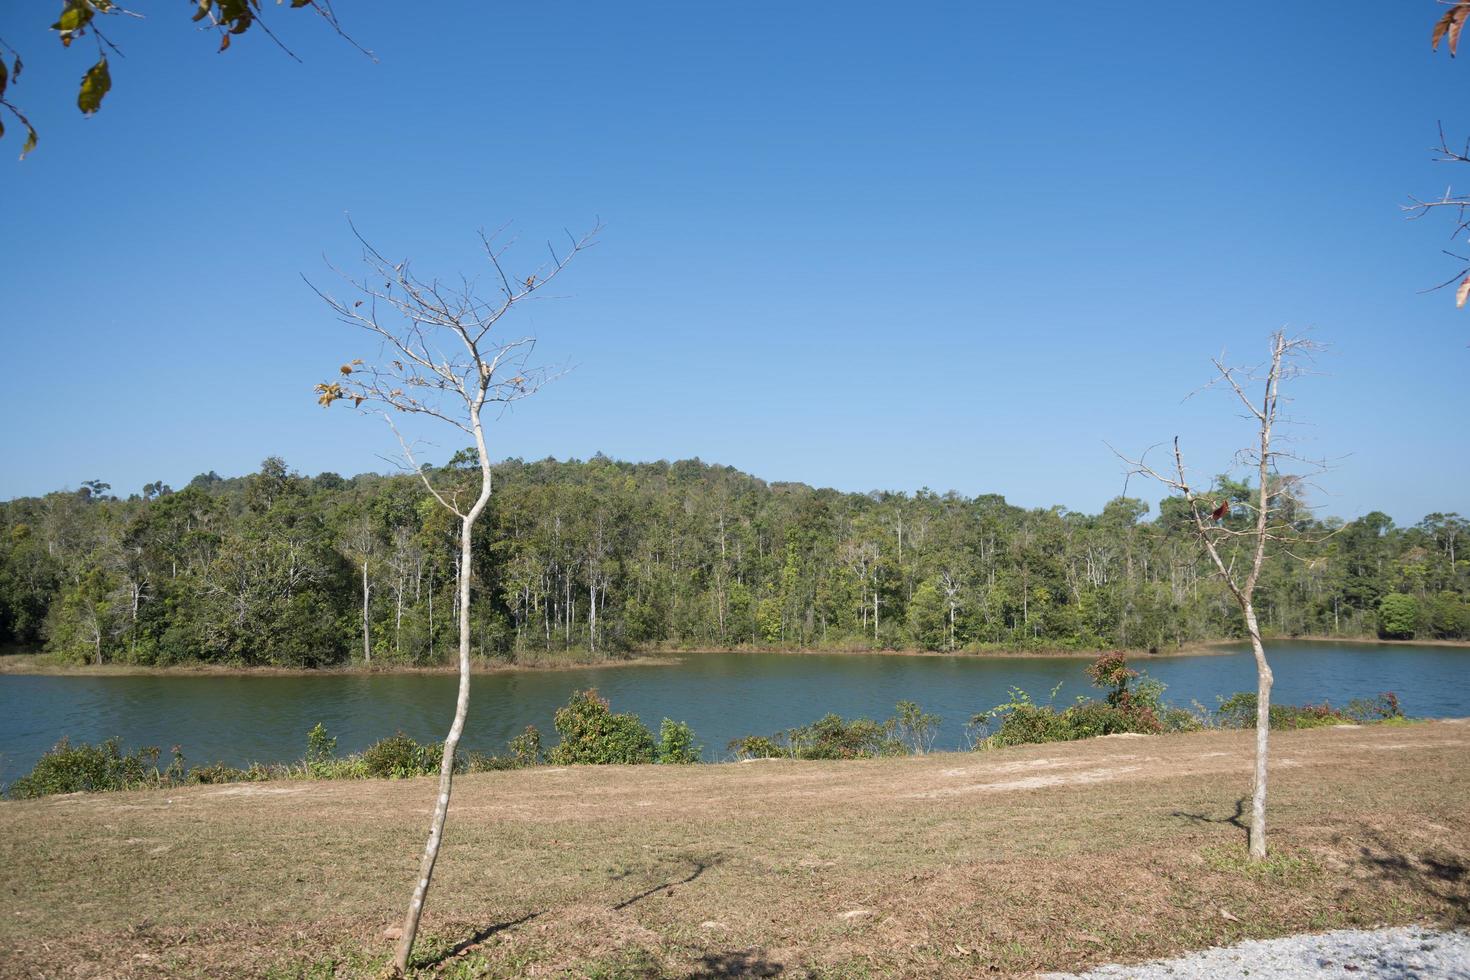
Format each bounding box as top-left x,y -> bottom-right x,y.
1117,330 -> 1327,861
309,219 -> 596,973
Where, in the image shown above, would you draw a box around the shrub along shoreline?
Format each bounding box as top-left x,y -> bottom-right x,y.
3,655 -> 1410,799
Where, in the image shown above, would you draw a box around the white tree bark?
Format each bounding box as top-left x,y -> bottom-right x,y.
394,447 -> 491,973
312,220 -> 595,973
361,560 -> 372,665
1243,602 -> 1272,860
1117,330 -> 1322,864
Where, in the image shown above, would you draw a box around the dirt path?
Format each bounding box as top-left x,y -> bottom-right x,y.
2,721 -> 1466,977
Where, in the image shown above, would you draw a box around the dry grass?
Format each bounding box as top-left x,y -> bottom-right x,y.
1,722 -> 1466,978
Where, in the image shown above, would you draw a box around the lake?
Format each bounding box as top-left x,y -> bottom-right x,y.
1,640 -> 1466,784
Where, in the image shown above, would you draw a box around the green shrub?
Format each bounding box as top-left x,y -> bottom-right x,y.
978,701 -> 1076,748
547,689 -> 657,765
657,718 -> 700,764
359,732 -> 441,778
508,725 -> 543,767
1065,700 -> 1159,738
1160,705 -> 1208,733
973,669 -> 1166,750
726,735 -> 786,759
785,713 -> 902,760
1343,692 -> 1403,722
1214,692 -> 1396,730
894,700 -> 941,754
7,737 -> 172,798
189,762 -> 247,784
303,722 -> 338,777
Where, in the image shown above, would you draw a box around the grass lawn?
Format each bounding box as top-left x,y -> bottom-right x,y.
1,721 -> 1466,978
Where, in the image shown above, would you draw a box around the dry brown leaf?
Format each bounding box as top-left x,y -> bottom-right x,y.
1433,3 -> 1470,56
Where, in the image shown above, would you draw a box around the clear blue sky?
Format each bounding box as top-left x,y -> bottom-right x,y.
1,2 -> 1465,524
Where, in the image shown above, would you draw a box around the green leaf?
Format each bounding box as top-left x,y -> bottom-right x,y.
192,0 -> 214,23
52,3 -> 95,36
77,56 -> 111,116
291,0 -> 313,6
0,58 -> 7,101
21,123 -> 37,160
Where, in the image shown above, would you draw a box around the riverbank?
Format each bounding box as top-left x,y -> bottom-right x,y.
1,721 -> 1464,977
0,641 -> 1243,677
4,634 -> 1465,678
0,651 -> 674,677
651,640 -> 1244,661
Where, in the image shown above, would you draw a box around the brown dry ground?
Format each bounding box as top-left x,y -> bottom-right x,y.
1,722 -> 1467,979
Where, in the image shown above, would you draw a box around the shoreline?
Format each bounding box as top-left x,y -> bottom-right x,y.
0,653 -> 676,678
2,634 -> 1465,678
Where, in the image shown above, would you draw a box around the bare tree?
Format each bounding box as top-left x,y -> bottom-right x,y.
1407,5 -> 1470,308
309,219 -> 596,973
1403,125 -> 1470,308
1116,330 -> 1326,861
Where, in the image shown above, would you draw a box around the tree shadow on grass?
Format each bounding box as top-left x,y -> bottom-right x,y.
1353,830 -> 1470,926
414,911 -> 540,969
1171,796 -> 1248,837
687,947 -> 784,978
613,854 -> 726,911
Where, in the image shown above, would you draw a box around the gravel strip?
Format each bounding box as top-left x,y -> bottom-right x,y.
1040,927 -> 1470,980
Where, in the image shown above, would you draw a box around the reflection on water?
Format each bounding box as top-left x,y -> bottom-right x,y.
1,640 -> 1465,783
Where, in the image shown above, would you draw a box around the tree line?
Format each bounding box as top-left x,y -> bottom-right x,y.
0,455 -> 1464,666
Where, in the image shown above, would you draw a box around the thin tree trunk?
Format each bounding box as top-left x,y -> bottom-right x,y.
362,562 -> 372,664
395,444 -> 492,974
1244,604 -> 1272,860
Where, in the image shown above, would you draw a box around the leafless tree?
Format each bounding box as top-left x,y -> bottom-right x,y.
1115,330 -> 1327,861
1403,125 -> 1470,308
308,219 -> 596,974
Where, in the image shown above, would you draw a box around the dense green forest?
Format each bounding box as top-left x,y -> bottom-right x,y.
0,456 -> 1465,667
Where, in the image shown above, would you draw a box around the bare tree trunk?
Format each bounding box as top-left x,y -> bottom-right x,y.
395,452 -> 492,973
362,561 -> 372,665
1243,602 -> 1272,859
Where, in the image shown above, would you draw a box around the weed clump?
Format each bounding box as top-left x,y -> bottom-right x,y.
1215,690 -> 1404,730
6,737 -> 184,798
973,655 -> 1168,749
727,701 -> 940,760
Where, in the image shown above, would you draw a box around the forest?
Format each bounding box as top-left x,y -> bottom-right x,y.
0,455 -> 1465,667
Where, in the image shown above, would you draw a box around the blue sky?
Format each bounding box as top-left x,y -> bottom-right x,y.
1,2 -> 1465,524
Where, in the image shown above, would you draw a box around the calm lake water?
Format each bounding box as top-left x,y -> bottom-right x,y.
1,641 -> 1466,784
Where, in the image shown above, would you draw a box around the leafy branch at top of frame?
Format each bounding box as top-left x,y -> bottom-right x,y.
2,0 -> 371,160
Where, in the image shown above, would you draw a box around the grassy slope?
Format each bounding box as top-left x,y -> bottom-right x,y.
1,722 -> 1466,978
